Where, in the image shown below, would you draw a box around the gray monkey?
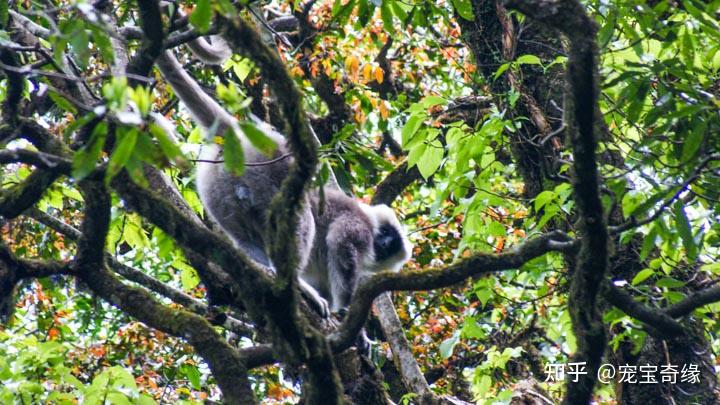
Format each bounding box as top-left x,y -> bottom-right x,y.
155,41 -> 411,317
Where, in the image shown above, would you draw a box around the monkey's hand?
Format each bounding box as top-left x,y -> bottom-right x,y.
298,278 -> 331,318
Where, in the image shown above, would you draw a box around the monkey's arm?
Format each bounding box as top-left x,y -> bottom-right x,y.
325,217 -> 372,312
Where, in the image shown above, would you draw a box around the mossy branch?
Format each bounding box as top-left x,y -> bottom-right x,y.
329,231 -> 573,351
75,180 -> 257,404
503,1 -> 608,403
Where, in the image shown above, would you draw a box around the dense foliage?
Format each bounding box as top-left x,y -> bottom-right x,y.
1,0 -> 719,403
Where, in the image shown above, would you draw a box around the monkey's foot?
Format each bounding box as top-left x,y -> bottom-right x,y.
356,328 -> 372,354
309,295 -> 331,319
298,279 -> 331,318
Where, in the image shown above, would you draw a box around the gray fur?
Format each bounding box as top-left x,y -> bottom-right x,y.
156,48 -> 412,316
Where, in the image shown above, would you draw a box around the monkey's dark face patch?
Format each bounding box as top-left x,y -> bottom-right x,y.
373,222 -> 403,263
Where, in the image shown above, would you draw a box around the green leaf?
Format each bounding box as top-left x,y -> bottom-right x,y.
628,189 -> 668,218
515,54 -> 542,65
223,129 -> 245,176
48,91 -> 77,114
631,268 -> 654,285
357,0 -> 374,27
406,142 -> 426,167
129,86 -> 152,117
439,332 -> 459,359
451,0 -> 474,20
639,226 -> 658,261
180,266 -> 200,291
474,375 -> 492,396
419,95 -> 447,108
106,128 -> 139,184
72,123 -> 107,180
461,317 -> 485,339
90,25 -> 114,65
673,201 -> 697,260
534,190 -> 555,211
138,394 -> 158,405
149,123 -> 187,167
381,1 -> 395,33
332,0 -> 356,24
487,221 -> 506,237
68,26 -> 90,69
239,122 -> 277,156
390,0 -> 408,22
180,364 -> 202,390
124,155 -> 149,187
700,262 -> 720,274
189,0 -> 212,33
401,113 -> 424,146
493,62 -> 511,80
681,120 -> 705,161
416,139 -> 443,179
656,277 -> 685,289
232,58 -> 254,80
475,288 -> 492,309
597,10 -> 617,48
0,0 -> 7,26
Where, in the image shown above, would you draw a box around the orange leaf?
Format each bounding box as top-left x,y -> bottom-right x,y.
374,66 -> 384,83
379,101 -> 389,120
48,327 -> 60,340
363,63 -> 373,82
344,55 -> 359,76
494,236 -> 505,253
89,345 -> 106,357
290,65 -> 305,77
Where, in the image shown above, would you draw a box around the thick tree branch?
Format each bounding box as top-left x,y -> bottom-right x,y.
330,231 -> 572,351
372,162 -> 422,207
666,286 -> 720,318
374,294 -> 434,400
503,1 -> 608,403
0,242 -> 72,279
604,285 -> 684,337
0,149 -> 72,173
74,180 -> 256,404
27,207 -> 253,337
0,170 -> 63,219
126,0 -> 165,85
219,15 -> 342,404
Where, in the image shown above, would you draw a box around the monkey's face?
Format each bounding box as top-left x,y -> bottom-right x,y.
361,204 -> 412,273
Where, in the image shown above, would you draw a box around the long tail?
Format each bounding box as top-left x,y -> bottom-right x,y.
186,36 -> 232,65
155,51 -> 237,138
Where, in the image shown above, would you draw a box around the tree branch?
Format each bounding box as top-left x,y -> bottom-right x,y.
372,161 -> 422,206
503,1 -> 608,403
126,0 -> 165,85
219,14 -> 342,403
666,286 -> 720,318
604,285 -> 684,337
0,149 -> 72,173
0,170 -> 63,219
27,207 -> 254,337
74,180 -> 257,404
329,231 -> 572,351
